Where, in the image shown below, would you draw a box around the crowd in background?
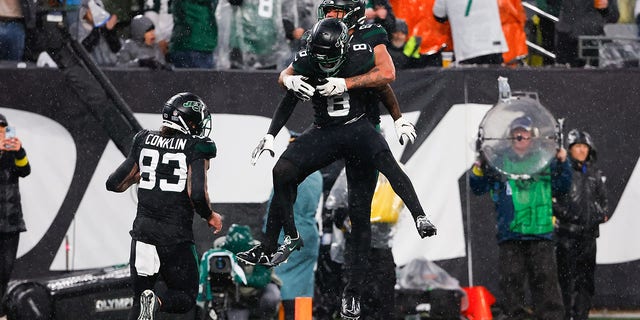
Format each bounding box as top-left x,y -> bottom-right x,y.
1,0 -> 639,69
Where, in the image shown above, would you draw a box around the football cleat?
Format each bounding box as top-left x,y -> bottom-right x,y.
236,244 -> 273,266
341,293 -> 361,320
270,233 -> 304,266
416,215 -> 437,238
138,289 -> 159,320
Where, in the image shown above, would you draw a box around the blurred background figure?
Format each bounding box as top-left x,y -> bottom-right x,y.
498,0 -> 528,66
365,0 -> 397,40
226,0 -> 289,69
390,0 -> 452,62
388,18 -> 442,68
555,0 -> 619,67
0,0 -> 36,62
433,0 -> 507,65
116,14 -> 168,69
142,0 -> 173,56
281,0 -> 318,66
70,0 -> 121,66
169,0 -> 218,69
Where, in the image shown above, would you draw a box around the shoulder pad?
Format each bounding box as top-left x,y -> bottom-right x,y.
354,24 -> 388,47
194,137 -> 217,159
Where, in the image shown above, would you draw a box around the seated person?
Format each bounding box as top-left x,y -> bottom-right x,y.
116,14 -> 168,69
199,224 -> 281,320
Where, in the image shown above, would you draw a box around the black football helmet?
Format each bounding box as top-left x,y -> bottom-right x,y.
162,92 -> 212,137
307,18 -> 350,75
567,129 -> 597,161
317,0 -> 366,29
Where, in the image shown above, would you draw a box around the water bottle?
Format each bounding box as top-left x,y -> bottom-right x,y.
498,76 -> 511,103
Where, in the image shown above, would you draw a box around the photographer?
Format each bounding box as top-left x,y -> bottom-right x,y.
0,114 -> 31,319
205,224 -> 281,320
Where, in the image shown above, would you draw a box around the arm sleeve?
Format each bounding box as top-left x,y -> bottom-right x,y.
101,27 -> 122,53
469,167 -> 492,196
551,159 -> 572,196
14,148 -> 30,177
105,156 -> 138,192
376,84 -> 402,120
189,158 -> 214,220
267,90 -> 299,136
595,169 -> 610,220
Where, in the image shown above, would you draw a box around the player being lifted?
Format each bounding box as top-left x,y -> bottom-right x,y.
237,19 -> 436,320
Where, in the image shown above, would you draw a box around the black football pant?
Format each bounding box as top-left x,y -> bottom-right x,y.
128,240 -> 199,319
556,235 -> 597,320
360,247 -> 396,320
0,232 -> 19,317
265,117 -> 427,300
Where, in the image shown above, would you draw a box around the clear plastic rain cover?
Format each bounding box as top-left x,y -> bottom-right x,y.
478,96 -> 559,179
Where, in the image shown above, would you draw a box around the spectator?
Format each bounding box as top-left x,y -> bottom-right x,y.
116,15 -> 168,69
555,0 -> 619,67
0,115 -> 31,320
269,132 -> 323,319
169,0 -> 218,69
0,0 -> 36,61
281,0 -> 318,65
389,0 -> 452,58
388,18 -> 441,68
70,0 -> 121,66
555,129 -> 609,320
365,0 -> 397,41
143,0 -> 173,56
106,92 -> 223,320
433,0 -> 507,65
469,116 -> 570,319
498,0 -> 528,65
227,0 -> 289,69
533,0 -> 561,65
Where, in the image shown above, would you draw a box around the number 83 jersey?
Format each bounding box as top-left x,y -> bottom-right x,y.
130,129 -> 217,245
292,41 -> 378,128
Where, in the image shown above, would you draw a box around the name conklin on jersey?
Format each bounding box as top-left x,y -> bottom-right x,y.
145,134 -> 187,150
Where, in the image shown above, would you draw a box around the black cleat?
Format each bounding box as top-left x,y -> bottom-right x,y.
138,289 -> 159,320
341,293 -> 361,320
416,215 -> 437,238
236,244 -> 273,266
270,233 -> 304,266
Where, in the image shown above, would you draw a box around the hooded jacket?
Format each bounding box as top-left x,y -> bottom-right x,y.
554,156 -> 609,238
0,147 -> 30,233
116,15 -> 167,68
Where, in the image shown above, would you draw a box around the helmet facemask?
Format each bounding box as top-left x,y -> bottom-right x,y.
162,92 -> 212,137
308,18 -> 350,76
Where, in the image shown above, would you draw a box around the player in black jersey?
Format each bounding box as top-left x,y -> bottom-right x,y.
236,19 -> 436,320
106,92 -> 223,320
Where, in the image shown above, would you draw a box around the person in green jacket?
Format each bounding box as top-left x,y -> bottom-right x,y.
169,0 -> 218,68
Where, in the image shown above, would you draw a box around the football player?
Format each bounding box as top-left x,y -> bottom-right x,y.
237,19 -> 436,320
106,92 -> 223,320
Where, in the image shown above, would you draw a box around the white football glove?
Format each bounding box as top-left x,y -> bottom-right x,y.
250,134 -> 275,166
283,75 -> 315,101
316,77 -> 347,96
394,117 -> 417,145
